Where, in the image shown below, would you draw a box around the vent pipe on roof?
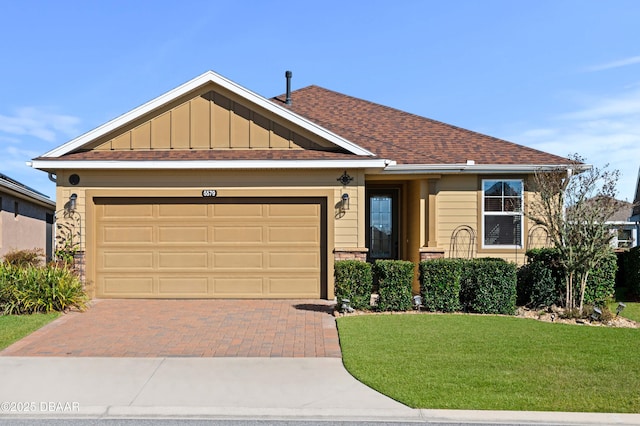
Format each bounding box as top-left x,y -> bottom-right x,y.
285,70 -> 292,105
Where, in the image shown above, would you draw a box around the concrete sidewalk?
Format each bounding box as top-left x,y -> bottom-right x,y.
0,357 -> 639,425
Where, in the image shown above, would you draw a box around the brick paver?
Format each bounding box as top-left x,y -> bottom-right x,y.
1,299 -> 341,357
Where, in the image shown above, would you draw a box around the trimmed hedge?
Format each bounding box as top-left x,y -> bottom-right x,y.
583,251 -> 617,305
334,260 -> 373,310
374,260 -> 414,311
460,259 -> 517,315
419,259 -> 462,312
623,246 -> 640,300
518,248 -> 617,307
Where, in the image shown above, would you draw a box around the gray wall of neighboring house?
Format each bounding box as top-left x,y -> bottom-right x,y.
0,192 -> 54,261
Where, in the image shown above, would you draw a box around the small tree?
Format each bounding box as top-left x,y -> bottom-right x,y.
526,154 -> 624,314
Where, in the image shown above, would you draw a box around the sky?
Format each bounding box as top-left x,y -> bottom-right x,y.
1,0 -> 639,203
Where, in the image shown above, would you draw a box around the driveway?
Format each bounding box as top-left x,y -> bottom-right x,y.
0,299 -> 340,357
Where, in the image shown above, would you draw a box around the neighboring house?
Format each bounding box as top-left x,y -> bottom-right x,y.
606,199 -> 638,250
29,71 -> 578,299
628,166 -> 640,246
0,173 -> 56,261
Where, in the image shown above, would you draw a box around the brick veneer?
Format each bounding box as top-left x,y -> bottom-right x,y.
419,247 -> 445,261
333,248 -> 368,262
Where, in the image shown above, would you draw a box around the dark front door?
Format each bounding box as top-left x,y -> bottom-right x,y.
366,189 -> 399,261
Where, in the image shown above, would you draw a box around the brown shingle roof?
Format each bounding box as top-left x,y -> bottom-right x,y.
272,86 -> 570,166
39,150 -> 368,161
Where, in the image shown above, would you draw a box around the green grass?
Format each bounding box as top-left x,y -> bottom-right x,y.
337,314 -> 640,412
609,301 -> 640,322
0,312 -> 59,350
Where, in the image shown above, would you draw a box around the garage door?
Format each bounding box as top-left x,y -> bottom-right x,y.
94,197 -> 325,298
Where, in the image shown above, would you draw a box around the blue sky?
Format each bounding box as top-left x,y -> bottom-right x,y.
1,0 -> 639,202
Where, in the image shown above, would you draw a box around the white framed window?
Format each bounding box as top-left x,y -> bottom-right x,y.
482,179 -> 523,248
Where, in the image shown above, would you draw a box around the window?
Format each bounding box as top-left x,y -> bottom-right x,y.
482,179 -> 523,247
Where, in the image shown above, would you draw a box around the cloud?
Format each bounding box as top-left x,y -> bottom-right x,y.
0,107 -> 80,143
512,89 -> 640,202
586,55 -> 640,72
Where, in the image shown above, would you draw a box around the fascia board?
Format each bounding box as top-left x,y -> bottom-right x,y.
41,71 -> 374,158
382,163 -> 593,174
29,159 -> 391,171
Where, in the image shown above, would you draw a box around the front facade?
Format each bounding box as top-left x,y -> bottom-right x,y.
0,173 -> 56,261
31,71 -> 574,299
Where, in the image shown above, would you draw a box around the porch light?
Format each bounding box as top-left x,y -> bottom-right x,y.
68,193 -> 78,212
616,302 -> 626,317
340,299 -> 354,314
591,306 -> 602,322
341,193 -> 350,211
413,295 -> 423,311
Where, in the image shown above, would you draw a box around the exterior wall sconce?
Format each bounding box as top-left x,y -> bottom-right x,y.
616,302 -> 626,317
69,193 -> 78,212
341,193 -> 350,211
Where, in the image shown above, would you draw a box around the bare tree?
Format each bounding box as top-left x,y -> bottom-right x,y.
526,154 -> 624,314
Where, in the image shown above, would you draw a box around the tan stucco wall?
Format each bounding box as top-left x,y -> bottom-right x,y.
55,168 -> 366,298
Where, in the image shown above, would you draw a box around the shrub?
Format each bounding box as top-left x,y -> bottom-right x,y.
0,263 -> 88,315
334,260 -> 373,310
374,260 -> 414,311
623,246 -> 640,300
517,261 -> 560,308
3,248 -> 44,267
583,250 -> 617,305
419,259 -> 462,312
460,259 -> 517,315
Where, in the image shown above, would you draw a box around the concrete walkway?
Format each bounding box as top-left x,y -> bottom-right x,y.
1,356 -> 639,425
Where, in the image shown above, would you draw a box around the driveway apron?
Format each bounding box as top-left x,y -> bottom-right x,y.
0,299 -> 341,357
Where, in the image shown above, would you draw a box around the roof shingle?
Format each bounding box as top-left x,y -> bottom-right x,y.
272,85 -> 570,166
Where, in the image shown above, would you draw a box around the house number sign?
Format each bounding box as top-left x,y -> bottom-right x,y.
202,190 -> 217,197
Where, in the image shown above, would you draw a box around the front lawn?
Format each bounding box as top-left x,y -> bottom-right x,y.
610,301 -> 640,323
337,314 -> 640,412
0,313 -> 59,350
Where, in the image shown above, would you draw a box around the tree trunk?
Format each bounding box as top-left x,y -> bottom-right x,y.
578,270 -> 590,316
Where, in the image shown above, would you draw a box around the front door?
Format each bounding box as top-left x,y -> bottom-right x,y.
366,189 -> 399,261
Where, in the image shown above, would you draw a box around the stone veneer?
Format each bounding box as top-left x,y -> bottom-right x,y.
419,247 -> 445,261
333,248 -> 368,262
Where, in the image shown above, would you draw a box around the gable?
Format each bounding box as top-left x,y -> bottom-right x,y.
87,87 -> 337,153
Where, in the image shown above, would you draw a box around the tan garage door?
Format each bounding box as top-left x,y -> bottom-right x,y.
94,197 -> 325,298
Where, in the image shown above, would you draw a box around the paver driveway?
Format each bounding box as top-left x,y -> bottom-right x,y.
1,299 -> 341,357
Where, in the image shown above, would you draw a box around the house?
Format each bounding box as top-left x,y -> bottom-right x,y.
29,70 -> 576,299
607,199 -> 638,250
628,166 -> 640,246
0,173 -> 55,261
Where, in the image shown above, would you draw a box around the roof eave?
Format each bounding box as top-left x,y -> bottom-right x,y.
41,71 -> 375,159
28,159 -> 393,171
0,179 -> 55,209
382,163 -> 592,174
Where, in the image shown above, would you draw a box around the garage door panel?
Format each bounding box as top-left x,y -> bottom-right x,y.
268,277 -> 319,296
268,226 -> 319,243
158,226 -> 208,243
95,198 -> 323,298
158,252 -> 208,269
269,252 -> 319,269
159,277 -> 209,295
103,251 -> 154,269
213,226 -> 263,243
213,204 -> 263,217
213,277 -> 264,295
103,226 -> 154,243
213,252 -> 263,268
268,204 -> 319,218
103,204 -> 153,218
103,277 -> 154,295
159,204 -> 208,218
